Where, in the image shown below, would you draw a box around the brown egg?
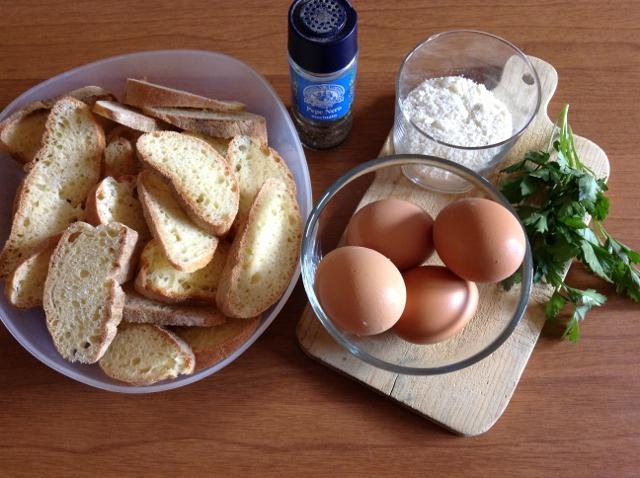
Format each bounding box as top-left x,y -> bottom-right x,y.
393,266 -> 478,344
315,246 -> 406,336
346,198 -> 435,270
433,198 -> 526,283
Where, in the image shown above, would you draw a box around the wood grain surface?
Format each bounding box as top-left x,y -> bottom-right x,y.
0,0 -> 638,476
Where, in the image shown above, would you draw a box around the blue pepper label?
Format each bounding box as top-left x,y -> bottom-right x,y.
290,64 -> 356,122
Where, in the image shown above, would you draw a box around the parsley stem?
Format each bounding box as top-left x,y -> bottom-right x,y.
500,104 -> 640,339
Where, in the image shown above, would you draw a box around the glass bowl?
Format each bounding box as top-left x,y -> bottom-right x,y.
394,30 -> 541,193
301,154 -> 533,375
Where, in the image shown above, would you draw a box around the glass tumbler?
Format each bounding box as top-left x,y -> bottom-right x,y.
393,30 -> 541,193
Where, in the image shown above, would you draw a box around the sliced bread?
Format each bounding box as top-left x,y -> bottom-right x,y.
123,285 -> 226,327
44,222 -> 139,364
0,97 -> 104,279
216,179 -> 302,319
138,170 -> 218,272
0,108 -> 49,164
106,125 -> 143,144
57,85 -> 116,107
142,106 -> 267,144
104,137 -> 139,177
184,132 -> 230,160
124,79 -> 245,112
99,323 -> 195,385
4,236 -> 58,309
93,101 -> 162,133
135,240 -> 229,304
136,131 -> 239,235
173,317 -> 260,371
85,176 -> 151,242
227,135 -> 297,228
0,86 -> 114,164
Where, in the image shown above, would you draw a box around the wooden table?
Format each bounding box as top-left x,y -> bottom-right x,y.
1,1 -> 638,476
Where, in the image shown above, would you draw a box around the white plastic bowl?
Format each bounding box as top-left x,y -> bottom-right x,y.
0,50 -> 312,393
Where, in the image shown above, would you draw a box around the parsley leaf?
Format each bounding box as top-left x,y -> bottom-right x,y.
502,271 -> 522,291
578,174 -> 599,203
500,104 -> 639,340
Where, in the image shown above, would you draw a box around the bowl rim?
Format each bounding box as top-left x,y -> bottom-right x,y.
0,49 -> 313,393
395,29 -> 542,151
301,153 -> 533,375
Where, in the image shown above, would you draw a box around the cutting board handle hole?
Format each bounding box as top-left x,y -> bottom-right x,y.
522,73 -> 535,85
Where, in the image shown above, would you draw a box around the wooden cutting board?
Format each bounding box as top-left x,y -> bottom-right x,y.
296,57 -> 611,436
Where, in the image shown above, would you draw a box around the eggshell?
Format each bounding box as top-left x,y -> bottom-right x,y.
346,198 -> 435,270
433,198 -> 526,283
315,246 -> 406,336
393,266 -> 478,344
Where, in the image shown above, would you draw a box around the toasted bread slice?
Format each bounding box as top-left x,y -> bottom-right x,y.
184,132 -> 230,160
0,86 -> 114,164
0,108 -> 49,164
99,323 -> 195,385
58,86 -> 117,133
0,97 -> 104,279
142,106 -> 267,144
4,236 -> 58,309
135,240 -> 229,304
136,131 -> 239,235
123,285 -> 226,327
124,79 -> 245,113
85,176 -> 150,242
227,135 -> 297,228
104,137 -> 139,177
58,86 -> 116,107
106,125 -> 143,144
138,170 -> 217,272
216,179 -> 302,319
44,222 -> 138,364
173,317 -> 260,370
93,101 -> 162,133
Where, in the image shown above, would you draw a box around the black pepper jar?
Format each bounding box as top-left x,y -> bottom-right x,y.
288,0 -> 358,149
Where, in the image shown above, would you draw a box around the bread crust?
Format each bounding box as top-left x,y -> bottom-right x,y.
4,235 -> 60,309
123,286 -> 226,327
85,175 -> 137,226
104,137 -> 138,178
136,132 -> 239,236
137,170 -> 217,272
1,87 -> 114,164
84,181 -> 105,226
134,241 -> 219,305
0,104 -> 49,163
173,317 -> 260,371
0,97 -> 105,279
0,102 -> 48,137
106,125 -> 143,144
93,101 -> 161,133
99,323 -> 195,385
134,267 -> 187,304
142,106 -> 267,145
216,178 -> 301,318
58,86 -> 115,107
227,135 -> 298,233
43,222 -> 138,364
124,79 -> 245,113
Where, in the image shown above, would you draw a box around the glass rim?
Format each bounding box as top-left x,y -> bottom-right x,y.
300,154 -> 533,375
395,29 -> 543,151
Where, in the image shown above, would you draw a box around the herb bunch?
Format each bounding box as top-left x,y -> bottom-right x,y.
500,105 -> 639,341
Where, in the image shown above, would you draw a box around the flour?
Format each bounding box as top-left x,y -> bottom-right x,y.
396,76 -> 513,178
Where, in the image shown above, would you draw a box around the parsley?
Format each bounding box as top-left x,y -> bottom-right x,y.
500,105 -> 639,341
